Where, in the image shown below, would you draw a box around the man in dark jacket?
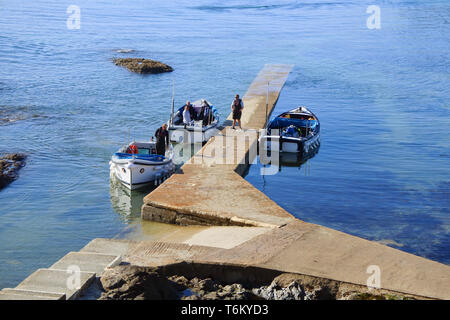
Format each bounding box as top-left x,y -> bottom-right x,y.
155,123 -> 169,156
231,94 -> 244,129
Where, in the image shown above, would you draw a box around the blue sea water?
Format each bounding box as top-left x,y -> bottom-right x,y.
0,0 -> 449,288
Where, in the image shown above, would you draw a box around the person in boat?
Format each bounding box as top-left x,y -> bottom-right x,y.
182,100 -> 195,121
200,99 -> 210,125
154,123 -> 169,156
231,94 -> 244,129
202,100 -> 211,126
182,105 -> 192,128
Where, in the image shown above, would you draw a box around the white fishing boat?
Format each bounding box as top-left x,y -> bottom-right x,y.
167,99 -> 219,143
109,141 -> 175,190
260,106 -> 320,154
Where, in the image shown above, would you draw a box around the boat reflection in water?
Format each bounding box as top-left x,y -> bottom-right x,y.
260,142 -> 320,176
279,142 -> 320,172
110,175 -> 210,241
109,176 -> 155,223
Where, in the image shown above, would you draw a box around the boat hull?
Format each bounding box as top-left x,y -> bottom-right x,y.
262,105 -> 321,154
168,122 -> 219,144
110,160 -> 175,190
261,132 -> 320,155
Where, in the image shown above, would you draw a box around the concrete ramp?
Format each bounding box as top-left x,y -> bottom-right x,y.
86,234 -> 450,300
142,165 -> 295,227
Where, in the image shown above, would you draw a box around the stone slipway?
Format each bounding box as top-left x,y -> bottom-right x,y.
140,64 -> 450,299
79,230 -> 450,299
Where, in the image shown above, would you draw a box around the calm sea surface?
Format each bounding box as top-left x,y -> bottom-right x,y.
0,0 -> 449,288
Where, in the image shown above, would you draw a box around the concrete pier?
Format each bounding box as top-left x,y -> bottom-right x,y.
140,64 -> 450,299
142,64 -> 295,227
2,64 -> 449,300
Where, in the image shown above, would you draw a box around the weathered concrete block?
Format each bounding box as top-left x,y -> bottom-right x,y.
80,238 -> 133,256
141,203 -> 177,224
16,268 -> 95,300
50,252 -> 122,275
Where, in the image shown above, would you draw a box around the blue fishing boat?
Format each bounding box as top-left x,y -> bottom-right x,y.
260,106 -> 320,154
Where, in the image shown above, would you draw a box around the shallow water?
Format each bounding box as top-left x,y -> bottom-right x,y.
0,0 -> 449,288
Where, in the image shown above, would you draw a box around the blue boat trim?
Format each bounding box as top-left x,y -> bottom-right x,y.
113,153 -> 166,161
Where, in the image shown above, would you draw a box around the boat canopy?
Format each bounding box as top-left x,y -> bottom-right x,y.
268,117 -> 318,130
176,100 -> 218,117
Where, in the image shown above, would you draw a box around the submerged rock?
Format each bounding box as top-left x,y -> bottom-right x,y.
0,153 -> 26,190
0,105 -> 41,125
114,49 -> 135,53
113,58 -> 173,74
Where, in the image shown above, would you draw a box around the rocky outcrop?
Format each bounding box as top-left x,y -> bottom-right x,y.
0,153 -> 26,190
113,58 -> 173,74
99,265 -> 179,300
252,273 -> 415,300
98,266 -> 416,300
169,276 -> 259,300
96,265 -> 412,300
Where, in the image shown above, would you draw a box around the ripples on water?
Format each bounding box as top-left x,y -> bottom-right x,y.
0,0 -> 449,287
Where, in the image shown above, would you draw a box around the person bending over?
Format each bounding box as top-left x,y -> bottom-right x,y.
154,123 -> 169,156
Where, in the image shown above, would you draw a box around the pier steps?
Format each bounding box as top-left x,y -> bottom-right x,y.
0,251 -> 121,300
50,252 -> 122,275
0,288 -> 66,300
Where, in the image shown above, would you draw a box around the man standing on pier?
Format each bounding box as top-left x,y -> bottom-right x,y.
231,94 -> 244,129
155,123 -> 169,156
